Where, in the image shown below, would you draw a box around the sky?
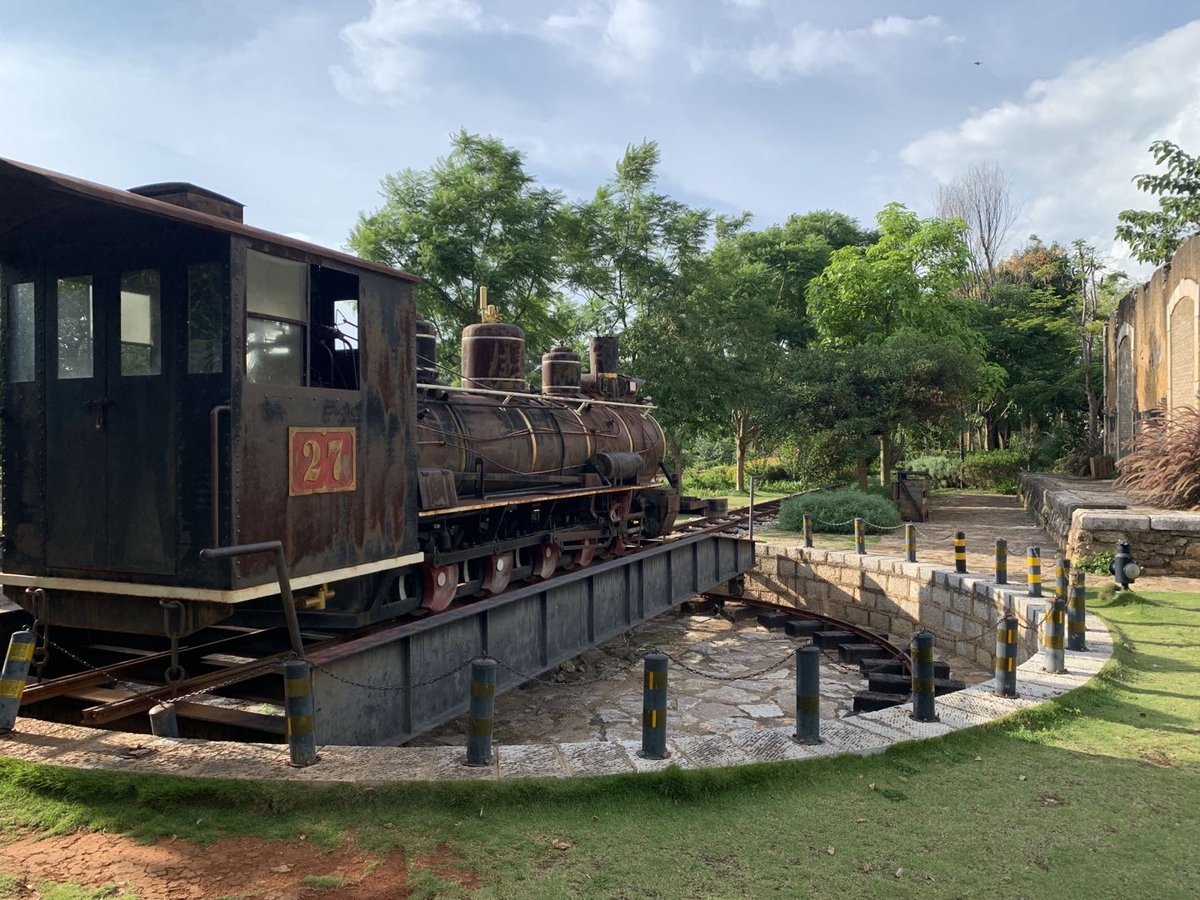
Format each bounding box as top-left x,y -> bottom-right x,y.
3,1 -> 1200,279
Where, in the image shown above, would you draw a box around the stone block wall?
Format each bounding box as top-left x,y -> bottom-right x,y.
747,544 -> 1046,668
1021,472 -> 1200,575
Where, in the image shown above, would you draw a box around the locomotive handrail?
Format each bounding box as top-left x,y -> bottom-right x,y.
199,541 -> 305,658
426,382 -> 656,412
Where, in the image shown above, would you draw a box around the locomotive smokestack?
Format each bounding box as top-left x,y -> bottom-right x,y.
589,336 -> 619,375
415,314 -> 439,384
541,347 -> 582,396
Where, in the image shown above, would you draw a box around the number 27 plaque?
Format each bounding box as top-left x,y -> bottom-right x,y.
289,427 -> 357,496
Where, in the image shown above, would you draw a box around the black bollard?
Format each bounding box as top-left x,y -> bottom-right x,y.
904,524 -> 917,563
1027,547 -> 1042,597
792,645 -> 822,745
994,613 -> 1019,698
149,702 -> 180,738
283,659 -> 319,767
854,518 -> 866,554
466,658 -> 497,766
1068,569 -> 1089,651
803,514 -> 813,549
0,631 -> 35,733
995,538 -> 1008,584
1042,596 -> 1067,674
910,630 -> 939,722
640,652 -> 669,759
954,532 -> 967,574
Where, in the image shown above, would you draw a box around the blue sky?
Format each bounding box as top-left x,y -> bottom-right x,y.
3,1 -> 1199,276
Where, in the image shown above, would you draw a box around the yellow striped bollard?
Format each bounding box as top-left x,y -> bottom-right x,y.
1026,546 -> 1042,597
904,524 -> 917,563
1068,569 -> 1089,651
854,517 -> 866,554
283,659 -> 319,767
0,630 -> 36,733
802,514 -> 813,549
641,652 -> 669,759
954,531 -> 967,574
1054,558 -> 1068,603
994,612 -> 1018,698
466,658 -> 497,767
995,538 -> 1007,584
1042,596 -> 1067,674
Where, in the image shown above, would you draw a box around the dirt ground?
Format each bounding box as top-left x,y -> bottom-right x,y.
0,830 -> 480,899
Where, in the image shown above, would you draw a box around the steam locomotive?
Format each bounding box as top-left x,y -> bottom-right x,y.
0,158 -> 679,641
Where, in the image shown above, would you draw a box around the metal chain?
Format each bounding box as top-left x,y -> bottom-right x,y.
41,635 -> 147,695
306,655 -> 476,693
912,525 -> 962,541
491,653 -> 644,688
658,645 -> 800,681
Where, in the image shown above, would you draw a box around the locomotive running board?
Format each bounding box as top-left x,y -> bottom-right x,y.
303,530 -> 756,745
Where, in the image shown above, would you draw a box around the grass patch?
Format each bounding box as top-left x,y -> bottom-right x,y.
0,591 -> 1195,897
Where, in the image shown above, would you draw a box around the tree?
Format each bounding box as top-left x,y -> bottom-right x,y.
560,141 -> 710,347
349,130 -> 576,366
1116,140 -> 1200,265
804,204 -> 978,480
1070,241 -> 1128,455
935,162 -> 1018,281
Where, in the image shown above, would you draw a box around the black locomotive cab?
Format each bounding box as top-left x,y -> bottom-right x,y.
0,159 -> 421,636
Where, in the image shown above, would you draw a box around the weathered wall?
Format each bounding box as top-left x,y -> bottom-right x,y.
747,543 -> 1045,668
1105,233 -> 1200,456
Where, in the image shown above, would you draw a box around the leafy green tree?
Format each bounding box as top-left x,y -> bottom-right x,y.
804,203 -> 978,479
349,130 -> 576,366
560,141 -> 710,345
1116,140 -> 1200,265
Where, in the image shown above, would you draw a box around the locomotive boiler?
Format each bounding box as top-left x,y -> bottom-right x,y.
0,158 -> 679,645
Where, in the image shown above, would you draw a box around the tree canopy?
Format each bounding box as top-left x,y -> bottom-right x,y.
1116,140 -> 1200,265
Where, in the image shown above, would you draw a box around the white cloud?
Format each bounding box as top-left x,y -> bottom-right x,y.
331,0 -> 501,102
901,19 -> 1200,270
746,15 -> 943,80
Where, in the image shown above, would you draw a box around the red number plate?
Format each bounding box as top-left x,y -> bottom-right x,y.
289,427 -> 357,496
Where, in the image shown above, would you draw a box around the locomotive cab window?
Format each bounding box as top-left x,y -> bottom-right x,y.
246,250 -> 306,385
245,250 -> 360,390
119,269 -> 162,376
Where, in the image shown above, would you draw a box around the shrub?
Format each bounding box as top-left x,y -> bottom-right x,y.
903,454 -> 959,489
1077,550 -> 1115,575
961,449 -> 1025,491
778,489 -> 902,534
1117,407 -> 1200,508
683,464 -> 736,494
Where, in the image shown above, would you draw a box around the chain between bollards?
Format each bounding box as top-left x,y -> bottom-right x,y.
954,531 -> 967,574
0,631 -> 36,733
995,538 -> 1007,584
1068,569 -> 1089,651
904,523 -> 917,563
854,517 -> 866,555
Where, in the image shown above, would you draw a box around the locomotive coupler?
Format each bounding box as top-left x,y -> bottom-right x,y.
160,600 -> 187,687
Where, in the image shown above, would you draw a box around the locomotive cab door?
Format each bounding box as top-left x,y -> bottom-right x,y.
44,267 -> 176,576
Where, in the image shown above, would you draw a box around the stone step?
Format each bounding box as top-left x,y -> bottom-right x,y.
867,672 -> 967,696
858,657 -> 951,678
813,630 -> 857,650
784,619 -> 823,638
757,613 -> 793,630
853,690 -> 906,713
838,643 -> 882,664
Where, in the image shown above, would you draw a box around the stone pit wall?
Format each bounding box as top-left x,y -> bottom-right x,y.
1021,473 -> 1200,575
745,543 -> 1044,669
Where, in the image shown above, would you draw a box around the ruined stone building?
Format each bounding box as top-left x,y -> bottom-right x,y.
1105,233 -> 1200,457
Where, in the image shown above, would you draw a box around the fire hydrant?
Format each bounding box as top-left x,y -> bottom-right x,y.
1109,540 -> 1142,590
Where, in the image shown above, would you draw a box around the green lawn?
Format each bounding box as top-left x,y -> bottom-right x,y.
0,590 -> 1196,898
